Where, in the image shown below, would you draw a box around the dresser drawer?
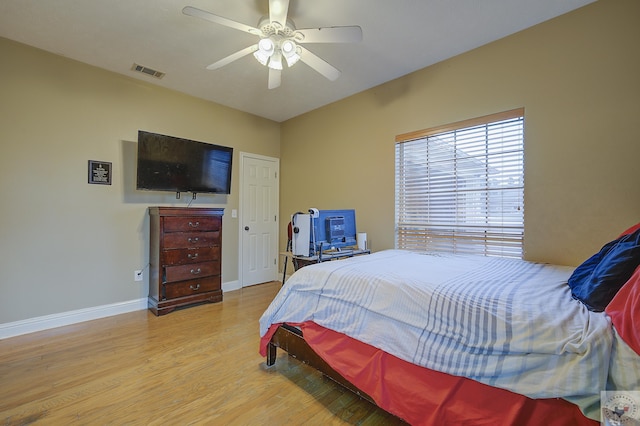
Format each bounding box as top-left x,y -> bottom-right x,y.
164,261 -> 219,282
163,246 -> 219,266
163,231 -> 220,249
163,216 -> 220,233
163,276 -> 221,300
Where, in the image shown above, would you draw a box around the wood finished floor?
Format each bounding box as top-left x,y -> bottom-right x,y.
0,282 -> 407,425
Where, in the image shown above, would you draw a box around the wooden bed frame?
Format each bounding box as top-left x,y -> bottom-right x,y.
266,323 -> 375,405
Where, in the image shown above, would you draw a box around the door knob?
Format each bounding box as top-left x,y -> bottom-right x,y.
244,226 -> 250,231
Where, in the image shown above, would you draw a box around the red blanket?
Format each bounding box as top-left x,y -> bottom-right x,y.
261,322 -> 596,425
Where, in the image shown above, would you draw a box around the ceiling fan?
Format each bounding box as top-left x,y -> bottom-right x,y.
182,0 -> 362,89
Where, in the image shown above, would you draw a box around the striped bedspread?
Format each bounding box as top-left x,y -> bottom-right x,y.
259,250 -> 613,420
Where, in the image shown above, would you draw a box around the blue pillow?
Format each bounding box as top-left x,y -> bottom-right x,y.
568,228 -> 640,312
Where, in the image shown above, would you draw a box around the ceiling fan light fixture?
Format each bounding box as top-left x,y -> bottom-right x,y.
268,50 -> 283,70
281,40 -> 301,67
254,37 -> 275,65
284,52 -> 300,67
253,50 -> 270,66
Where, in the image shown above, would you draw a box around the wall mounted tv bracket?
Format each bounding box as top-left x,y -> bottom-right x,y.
175,192 -> 198,200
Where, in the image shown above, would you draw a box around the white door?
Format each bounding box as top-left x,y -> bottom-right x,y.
240,153 -> 279,287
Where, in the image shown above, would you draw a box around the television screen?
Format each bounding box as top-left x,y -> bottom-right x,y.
136,131 -> 233,195
312,209 -> 357,253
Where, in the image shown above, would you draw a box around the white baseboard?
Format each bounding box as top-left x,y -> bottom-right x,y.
0,298 -> 148,340
0,281 -> 241,340
222,280 -> 241,292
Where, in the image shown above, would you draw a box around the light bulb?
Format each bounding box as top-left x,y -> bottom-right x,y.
282,40 -> 295,55
258,38 -> 274,54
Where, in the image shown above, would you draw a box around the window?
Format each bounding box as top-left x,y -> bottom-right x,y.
395,108 -> 524,258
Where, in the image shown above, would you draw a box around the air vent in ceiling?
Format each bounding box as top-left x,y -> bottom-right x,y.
131,63 -> 165,79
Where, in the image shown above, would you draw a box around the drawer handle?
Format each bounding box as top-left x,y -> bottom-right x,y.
187,253 -> 199,259
188,237 -> 200,243
190,284 -> 201,291
189,221 -> 200,228
190,268 -> 202,275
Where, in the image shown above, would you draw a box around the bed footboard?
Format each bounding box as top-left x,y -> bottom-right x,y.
266,324 -> 375,405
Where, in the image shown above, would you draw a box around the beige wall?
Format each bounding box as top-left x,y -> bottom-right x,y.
280,0 -> 640,266
2,0 -> 639,326
0,37 -> 280,324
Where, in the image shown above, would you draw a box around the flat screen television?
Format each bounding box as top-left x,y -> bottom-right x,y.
136,130 -> 233,198
312,209 -> 357,254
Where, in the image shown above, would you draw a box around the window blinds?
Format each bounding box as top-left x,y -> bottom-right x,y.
395,110 -> 524,258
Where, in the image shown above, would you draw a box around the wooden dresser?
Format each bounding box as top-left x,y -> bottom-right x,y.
148,207 -> 224,316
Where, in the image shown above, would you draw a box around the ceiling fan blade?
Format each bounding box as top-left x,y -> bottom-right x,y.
206,45 -> 259,70
268,68 -> 282,90
298,46 -> 341,81
182,6 -> 261,35
269,0 -> 290,27
296,26 -> 363,44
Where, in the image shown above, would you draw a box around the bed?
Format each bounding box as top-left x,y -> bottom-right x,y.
259,224 -> 640,425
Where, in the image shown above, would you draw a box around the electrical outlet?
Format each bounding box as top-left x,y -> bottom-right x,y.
134,270 -> 143,282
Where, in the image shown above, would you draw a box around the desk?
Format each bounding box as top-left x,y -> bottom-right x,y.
292,249 -> 371,270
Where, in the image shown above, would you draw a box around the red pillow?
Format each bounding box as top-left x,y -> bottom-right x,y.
605,220 -> 640,354
606,265 -> 640,355
619,222 -> 640,238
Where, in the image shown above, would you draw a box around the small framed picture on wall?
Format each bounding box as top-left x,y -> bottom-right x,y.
88,160 -> 112,185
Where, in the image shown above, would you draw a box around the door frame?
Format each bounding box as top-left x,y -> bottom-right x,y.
238,152 -> 280,288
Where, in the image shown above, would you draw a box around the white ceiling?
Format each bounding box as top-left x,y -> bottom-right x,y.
0,0 -> 594,122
